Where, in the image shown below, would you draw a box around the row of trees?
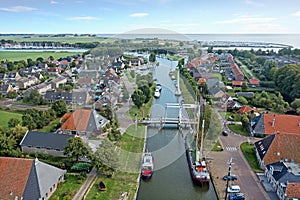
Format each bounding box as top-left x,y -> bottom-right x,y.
22,100 -> 67,130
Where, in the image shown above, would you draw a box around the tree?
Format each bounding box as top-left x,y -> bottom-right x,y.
149,52 -> 156,63
131,89 -> 146,109
64,137 -> 92,162
23,90 -> 45,105
8,118 -> 21,128
291,98 -> 300,115
140,84 -> 151,104
241,83 -> 248,91
51,100 -> 67,117
274,64 -> 300,102
22,114 -> 36,130
94,138 -> 119,176
6,90 -> 18,99
7,125 -> 28,144
237,96 -> 248,105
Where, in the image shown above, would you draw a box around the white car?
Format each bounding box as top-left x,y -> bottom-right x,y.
154,89 -> 160,98
227,185 -> 240,193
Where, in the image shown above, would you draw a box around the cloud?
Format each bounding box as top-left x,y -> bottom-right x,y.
66,16 -> 102,21
50,0 -> 59,4
292,11 -> 300,17
216,17 -> 277,24
244,0 -> 264,7
130,13 -> 149,17
0,6 -> 37,12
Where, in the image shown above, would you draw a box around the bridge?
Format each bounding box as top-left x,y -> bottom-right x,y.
137,103 -> 200,127
138,117 -> 197,125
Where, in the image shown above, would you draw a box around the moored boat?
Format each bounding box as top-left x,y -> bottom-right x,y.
185,116 -> 210,185
141,152 -> 154,179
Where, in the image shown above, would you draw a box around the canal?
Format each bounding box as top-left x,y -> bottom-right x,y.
137,58 -> 218,200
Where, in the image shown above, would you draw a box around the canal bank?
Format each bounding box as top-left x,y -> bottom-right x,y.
136,58 -> 218,200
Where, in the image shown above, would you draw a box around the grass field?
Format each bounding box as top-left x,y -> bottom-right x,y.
240,142 -> 263,173
0,110 -> 22,129
49,174 -> 85,200
228,124 -> 249,136
0,51 -> 82,61
1,35 -> 106,44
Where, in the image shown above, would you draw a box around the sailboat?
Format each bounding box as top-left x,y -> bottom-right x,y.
185,104 -> 210,185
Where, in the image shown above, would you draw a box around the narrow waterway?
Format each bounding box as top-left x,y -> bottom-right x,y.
137,58 -> 217,200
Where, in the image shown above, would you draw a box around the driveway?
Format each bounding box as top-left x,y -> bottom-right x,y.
208,132 -> 270,200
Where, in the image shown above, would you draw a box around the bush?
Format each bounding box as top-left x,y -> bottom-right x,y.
71,162 -> 92,172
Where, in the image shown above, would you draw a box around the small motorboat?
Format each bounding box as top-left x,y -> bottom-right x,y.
141,152 -> 154,179
98,181 -> 106,191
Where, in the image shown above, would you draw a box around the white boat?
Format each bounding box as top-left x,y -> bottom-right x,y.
141,152 -> 154,179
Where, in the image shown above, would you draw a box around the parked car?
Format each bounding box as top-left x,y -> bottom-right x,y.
222,130 -> 228,136
228,193 -> 245,200
227,185 -> 240,193
223,174 -> 237,181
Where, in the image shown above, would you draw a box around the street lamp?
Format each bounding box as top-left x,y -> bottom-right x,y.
225,158 -> 233,200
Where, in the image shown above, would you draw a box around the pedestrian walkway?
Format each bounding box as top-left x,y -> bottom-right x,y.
72,167 -> 98,200
225,146 -> 238,151
116,73 -> 136,134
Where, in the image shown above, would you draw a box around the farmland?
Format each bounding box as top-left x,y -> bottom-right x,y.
0,51 -> 82,61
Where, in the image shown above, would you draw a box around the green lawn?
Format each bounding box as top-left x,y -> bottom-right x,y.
0,51 -> 80,62
49,174 -> 86,200
86,124 -> 145,200
85,172 -> 138,200
0,110 -> 22,129
211,139 -> 223,151
228,124 -> 249,136
127,98 -> 153,119
240,142 -> 263,173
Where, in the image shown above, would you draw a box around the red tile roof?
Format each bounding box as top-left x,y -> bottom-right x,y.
232,81 -> 247,86
286,183 -> 300,198
0,157 -> 33,200
264,133 -> 300,165
250,78 -> 260,85
238,106 -> 258,113
60,109 -> 91,131
264,114 -> 300,135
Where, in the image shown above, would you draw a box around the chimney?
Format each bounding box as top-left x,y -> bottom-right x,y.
272,117 -> 275,127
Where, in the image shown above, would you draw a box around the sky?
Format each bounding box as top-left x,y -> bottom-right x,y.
1,0 -> 300,34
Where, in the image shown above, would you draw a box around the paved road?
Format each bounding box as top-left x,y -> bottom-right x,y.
208,132 -> 270,200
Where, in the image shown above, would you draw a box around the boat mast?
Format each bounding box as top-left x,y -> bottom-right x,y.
199,119 -> 205,160
195,101 -> 202,161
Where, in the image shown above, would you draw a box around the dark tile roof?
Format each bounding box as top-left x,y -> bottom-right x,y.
254,134 -> 275,161
44,91 -> 72,102
20,131 -> 74,151
266,161 -> 288,181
